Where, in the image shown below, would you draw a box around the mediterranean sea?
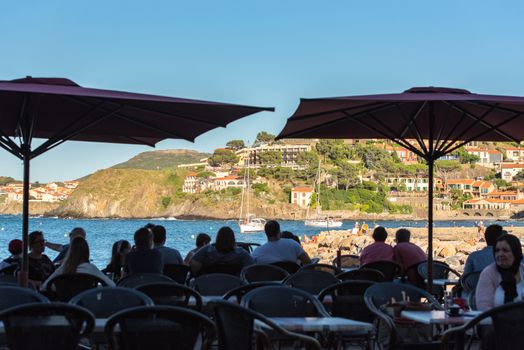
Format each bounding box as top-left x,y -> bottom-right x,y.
0,215 -> 521,269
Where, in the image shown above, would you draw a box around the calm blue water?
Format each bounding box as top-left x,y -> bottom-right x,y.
0,215 -> 520,269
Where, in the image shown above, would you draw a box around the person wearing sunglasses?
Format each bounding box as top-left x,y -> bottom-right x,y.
28,231 -> 55,288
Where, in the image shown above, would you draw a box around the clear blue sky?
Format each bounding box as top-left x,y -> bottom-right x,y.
1,1 -> 523,182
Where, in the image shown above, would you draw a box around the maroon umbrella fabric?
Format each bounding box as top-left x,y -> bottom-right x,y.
277,86 -> 524,291
0,76 -> 273,286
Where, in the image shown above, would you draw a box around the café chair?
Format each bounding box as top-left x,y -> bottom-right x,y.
299,263 -> 342,275
136,281 -> 203,311
416,260 -> 461,301
333,254 -> 360,269
0,285 -> 49,311
270,261 -> 301,274
69,287 -> 153,318
45,273 -> 109,302
240,264 -> 289,283
212,300 -> 320,350
117,273 -> 173,288
199,263 -> 243,276
283,270 -> 340,295
222,282 -> 282,304
460,271 -> 481,294
336,268 -> 385,282
105,305 -> 216,350
361,260 -> 401,282
192,273 -> 245,296
0,302 -> 95,350
162,264 -> 190,285
241,285 -> 330,317
441,300 -> 524,350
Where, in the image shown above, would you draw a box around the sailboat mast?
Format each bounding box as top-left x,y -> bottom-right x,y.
316,159 -> 321,218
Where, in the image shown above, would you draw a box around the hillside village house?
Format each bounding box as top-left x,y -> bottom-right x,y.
212,176 -> 245,191
385,176 -> 430,192
504,147 -> 524,162
236,143 -> 311,168
182,172 -> 199,194
463,198 -> 511,210
465,148 -> 503,167
291,187 -> 314,208
384,146 -> 418,163
500,163 -> 524,182
1,181 -> 77,203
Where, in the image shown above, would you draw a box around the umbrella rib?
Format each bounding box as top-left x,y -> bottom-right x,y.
395,102 -> 429,156
436,112 -> 468,155
31,104 -> 125,158
112,113 -> 189,140
438,103 -> 499,155
0,138 -> 22,159
69,95 -> 226,128
0,129 -> 22,156
286,101 -> 391,122
445,101 -> 517,142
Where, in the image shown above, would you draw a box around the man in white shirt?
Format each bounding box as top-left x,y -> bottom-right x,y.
252,220 -> 311,265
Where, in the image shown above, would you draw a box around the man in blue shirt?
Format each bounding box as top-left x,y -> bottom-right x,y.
463,224 -> 505,274
152,225 -> 184,265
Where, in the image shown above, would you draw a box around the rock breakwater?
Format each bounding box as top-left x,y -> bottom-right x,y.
301,227 -> 524,273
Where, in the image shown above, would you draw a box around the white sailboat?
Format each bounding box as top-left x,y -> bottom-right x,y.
238,153 -> 266,233
304,160 -> 343,228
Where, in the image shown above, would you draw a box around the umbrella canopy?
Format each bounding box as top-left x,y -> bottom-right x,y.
277,86 -> 524,291
0,76 -> 273,286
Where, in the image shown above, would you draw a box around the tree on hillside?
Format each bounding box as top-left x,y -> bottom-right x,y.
208,149 -> 238,167
330,163 -> 361,190
225,140 -> 245,150
259,150 -> 282,165
254,131 -> 275,146
452,147 -> 480,166
197,171 -> 215,179
354,144 -> 389,170
0,177 -> 15,186
435,160 -> 462,194
514,170 -> 524,182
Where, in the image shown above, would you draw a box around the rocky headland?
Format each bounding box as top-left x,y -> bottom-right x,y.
302,226 -> 524,273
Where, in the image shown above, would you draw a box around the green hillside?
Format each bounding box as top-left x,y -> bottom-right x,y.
111,149 -> 210,170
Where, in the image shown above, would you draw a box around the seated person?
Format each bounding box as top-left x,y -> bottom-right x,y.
464,224 -> 505,275
103,239 -> 131,281
124,227 -> 163,275
152,225 -> 184,265
393,228 -> 426,274
0,239 -> 23,273
28,231 -> 56,287
41,237 -> 115,290
281,231 -> 301,245
476,234 -> 524,310
252,220 -> 311,265
190,226 -> 253,276
46,227 -> 86,264
184,233 -> 211,264
360,226 -> 394,266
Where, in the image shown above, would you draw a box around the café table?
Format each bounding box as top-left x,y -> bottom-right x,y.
400,310 -> 487,326
263,316 -> 373,333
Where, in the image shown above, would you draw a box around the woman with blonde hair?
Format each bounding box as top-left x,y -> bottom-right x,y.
41,237 -> 115,290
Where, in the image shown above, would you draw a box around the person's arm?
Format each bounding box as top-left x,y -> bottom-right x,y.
476,265 -> 497,311
45,242 -> 64,252
298,252 -> 311,265
184,251 -> 194,265
463,255 -> 474,275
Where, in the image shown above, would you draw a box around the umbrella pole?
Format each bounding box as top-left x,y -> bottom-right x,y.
427,157 -> 434,294
19,146 -> 30,288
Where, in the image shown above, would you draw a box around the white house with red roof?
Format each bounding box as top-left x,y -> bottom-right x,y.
291,186 -> 314,208
463,198 -> 511,210
500,163 -> 524,182
212,175 -> 245,191
486,190 -> 523,201
465,148 -> 502,167
446,179 -> 476,194
504,147 -> 524,162
384,145 -> 418,163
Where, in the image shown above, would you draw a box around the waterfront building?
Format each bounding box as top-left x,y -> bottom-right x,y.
291,186 -> 314,208
500,163 -> 524,182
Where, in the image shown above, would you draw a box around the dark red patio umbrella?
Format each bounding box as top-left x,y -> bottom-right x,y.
0,76 -> 274,286
277,86 -> 524,291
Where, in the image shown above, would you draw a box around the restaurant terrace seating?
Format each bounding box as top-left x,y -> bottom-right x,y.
270,261 -> 301,274
0,302 -> 95,350
336,268 -> 385,282
104,305 -> 216,350
416,260 -> 461,300
69,287 -> 154,318
0,285 -> 49,311
45,273 -> 109,302
212,300 -> 321,350
460,270 -> 481,295
240,264 -> 289,283
333,254 -> 360,269
283,270 -> 340,295
222,282 -> 282,304
200,263 -> 243,276
0,274 -> 18,285
136,281 -> 203,311
117,273 -> 173,288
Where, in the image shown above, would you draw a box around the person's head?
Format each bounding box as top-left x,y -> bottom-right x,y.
494,234 -> 522,270
152,225 -> 167,246
134,227 -> 153,250
143,223 -> 156,230
395,228 -> 411,243
195,233 -> 211,248
8,239 -> 23,256
485,224 -> 504,246
62,237 -> 90,274
264,220 -> 280,240
109,239 -> 131,267
281,231 -> 300,244
215,226 -> 236,254
69,227 -> 86,241
372,226 -> 388,242
29,231 -> 46,254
